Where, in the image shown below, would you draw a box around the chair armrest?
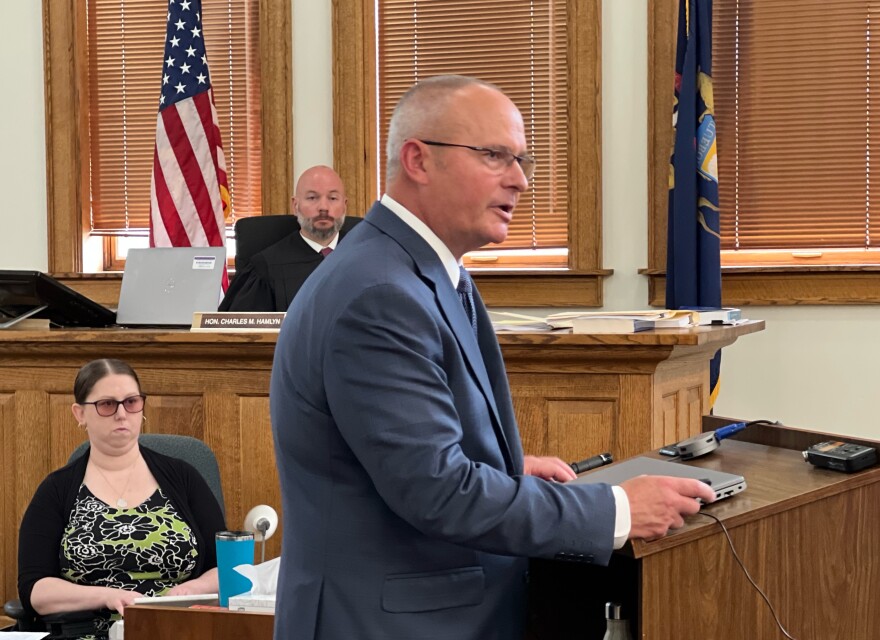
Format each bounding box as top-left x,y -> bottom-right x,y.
3,598 -> 27,620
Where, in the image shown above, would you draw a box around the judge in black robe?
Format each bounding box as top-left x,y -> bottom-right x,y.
219,216 -> 361,312
220,165 -> 360,312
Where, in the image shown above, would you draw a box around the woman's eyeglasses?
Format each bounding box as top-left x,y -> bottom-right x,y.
80,394 -> 147,417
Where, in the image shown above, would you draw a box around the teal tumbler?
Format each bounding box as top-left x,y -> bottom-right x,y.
215,531 -> 255,606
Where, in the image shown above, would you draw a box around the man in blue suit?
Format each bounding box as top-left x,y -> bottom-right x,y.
270,75 -> 714,639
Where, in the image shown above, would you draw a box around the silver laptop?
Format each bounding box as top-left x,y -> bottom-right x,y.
116,247 -> 225,326
571,456 -> 746,501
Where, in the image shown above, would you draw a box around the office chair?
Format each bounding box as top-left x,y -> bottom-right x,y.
3,434 -> 225,636
232,214 -> 363,272
232,215 -> 300,273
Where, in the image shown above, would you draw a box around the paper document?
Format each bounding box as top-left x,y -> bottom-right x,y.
489,311 -> 559,332
546,310 -> 693,331
132,593 -> 218,605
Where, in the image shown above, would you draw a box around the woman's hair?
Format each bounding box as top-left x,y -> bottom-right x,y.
73,358 -> 142,403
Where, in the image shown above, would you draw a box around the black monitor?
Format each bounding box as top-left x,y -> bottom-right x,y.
0,270 -> 116,328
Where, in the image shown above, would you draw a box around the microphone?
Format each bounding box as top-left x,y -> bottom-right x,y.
244,504 -> 279,564
570,452 -> 613,474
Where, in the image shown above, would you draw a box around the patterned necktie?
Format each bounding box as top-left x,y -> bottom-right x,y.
457,266 -> 478,336
320,246 -> 333,257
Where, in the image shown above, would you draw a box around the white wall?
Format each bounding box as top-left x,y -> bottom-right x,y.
2,0 -> 878,439
0,0 -> 48,270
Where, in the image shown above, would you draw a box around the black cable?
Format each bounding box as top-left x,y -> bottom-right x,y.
699,512 -> 800,640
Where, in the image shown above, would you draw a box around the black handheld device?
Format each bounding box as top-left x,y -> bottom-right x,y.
803,440 -> 878,473
569,453 -> 613,474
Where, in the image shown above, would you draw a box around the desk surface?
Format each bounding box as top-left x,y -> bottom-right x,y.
0,319 -> 763,346
630,439 -> 879,556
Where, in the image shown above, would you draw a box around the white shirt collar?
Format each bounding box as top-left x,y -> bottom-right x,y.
380,194 -> 461,287
300,228 -> 340,254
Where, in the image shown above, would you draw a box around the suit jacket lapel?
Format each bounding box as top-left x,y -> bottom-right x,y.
366,204 -> 516,473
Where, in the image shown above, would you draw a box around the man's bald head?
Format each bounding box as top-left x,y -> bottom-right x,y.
291,165 -> 347,244
385,75 -> 502,183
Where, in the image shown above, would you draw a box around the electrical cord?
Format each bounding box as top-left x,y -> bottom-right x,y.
699,512 -> 800,640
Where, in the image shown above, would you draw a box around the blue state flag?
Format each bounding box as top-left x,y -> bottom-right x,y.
666,0 -> 722,406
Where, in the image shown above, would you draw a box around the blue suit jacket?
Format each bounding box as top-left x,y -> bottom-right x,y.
270,202 -> 616,640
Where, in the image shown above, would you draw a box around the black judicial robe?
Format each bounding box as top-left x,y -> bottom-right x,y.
220,218 -> 361,312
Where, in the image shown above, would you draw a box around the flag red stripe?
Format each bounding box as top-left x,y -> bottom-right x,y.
189,91 -> 228,236
196,90 -> 223,181
151,146 -> 191,247
160,104 -> 224,246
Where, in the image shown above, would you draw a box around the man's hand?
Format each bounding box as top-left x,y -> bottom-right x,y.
620,475 -> 716,540
524,455 -> 577,482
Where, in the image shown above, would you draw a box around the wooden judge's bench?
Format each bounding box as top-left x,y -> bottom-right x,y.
0,322 -> 761,607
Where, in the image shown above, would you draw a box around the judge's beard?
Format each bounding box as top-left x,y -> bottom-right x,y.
297,210 -> 345,242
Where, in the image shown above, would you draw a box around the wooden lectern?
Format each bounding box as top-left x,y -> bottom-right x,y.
527,421 -> 880,639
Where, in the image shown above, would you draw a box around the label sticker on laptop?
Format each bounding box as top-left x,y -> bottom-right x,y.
192,256 -> 217,270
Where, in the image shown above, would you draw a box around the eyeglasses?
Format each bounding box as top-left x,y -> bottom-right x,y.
80,395 -> 147,417
418,140 -> 536,180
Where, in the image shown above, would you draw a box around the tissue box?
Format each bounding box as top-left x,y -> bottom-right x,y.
228,592 -> 276,613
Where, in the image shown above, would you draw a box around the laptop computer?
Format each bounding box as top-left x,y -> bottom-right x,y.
571,456 -> 746,502
116,247 -> 225,327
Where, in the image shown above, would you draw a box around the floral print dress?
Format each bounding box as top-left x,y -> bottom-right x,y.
59,485 -> 199,639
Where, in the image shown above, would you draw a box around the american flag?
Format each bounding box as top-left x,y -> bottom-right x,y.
150,0 -> 229,290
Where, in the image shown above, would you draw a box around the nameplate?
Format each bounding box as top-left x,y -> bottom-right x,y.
191,312 -> 286,332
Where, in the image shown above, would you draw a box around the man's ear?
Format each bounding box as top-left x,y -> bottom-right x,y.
289,195 -> 298,216
398,139 -> 432,185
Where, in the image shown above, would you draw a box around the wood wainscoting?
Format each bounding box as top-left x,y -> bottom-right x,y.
0,322 -> 762,603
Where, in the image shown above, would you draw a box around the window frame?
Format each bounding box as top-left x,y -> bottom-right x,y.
42,0 -> 292,302
331,0 -> 610,308
646,0 -> 880,305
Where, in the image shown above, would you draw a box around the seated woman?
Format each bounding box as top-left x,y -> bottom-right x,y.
17,358 -> 226,638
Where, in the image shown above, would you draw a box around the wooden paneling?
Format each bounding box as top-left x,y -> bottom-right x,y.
0,323 -> 761,603
126,604 -> 273,640
547,400 -> 616,462
1,393 -> 14,604
258,0 -> 293,216
646,0 -> 678,273
473,272 -> 610,308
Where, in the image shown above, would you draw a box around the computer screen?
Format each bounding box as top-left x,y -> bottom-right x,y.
0,270 -> 116,328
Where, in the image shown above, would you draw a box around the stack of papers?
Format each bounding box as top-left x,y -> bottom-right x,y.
545,310 -> 692,333
489,311 -> 558,333
486,308 -> 744,334
544,308 -> 744,334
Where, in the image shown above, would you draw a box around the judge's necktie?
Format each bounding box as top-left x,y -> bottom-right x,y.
457,266 -> 478,336
320,247 -> 333,257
